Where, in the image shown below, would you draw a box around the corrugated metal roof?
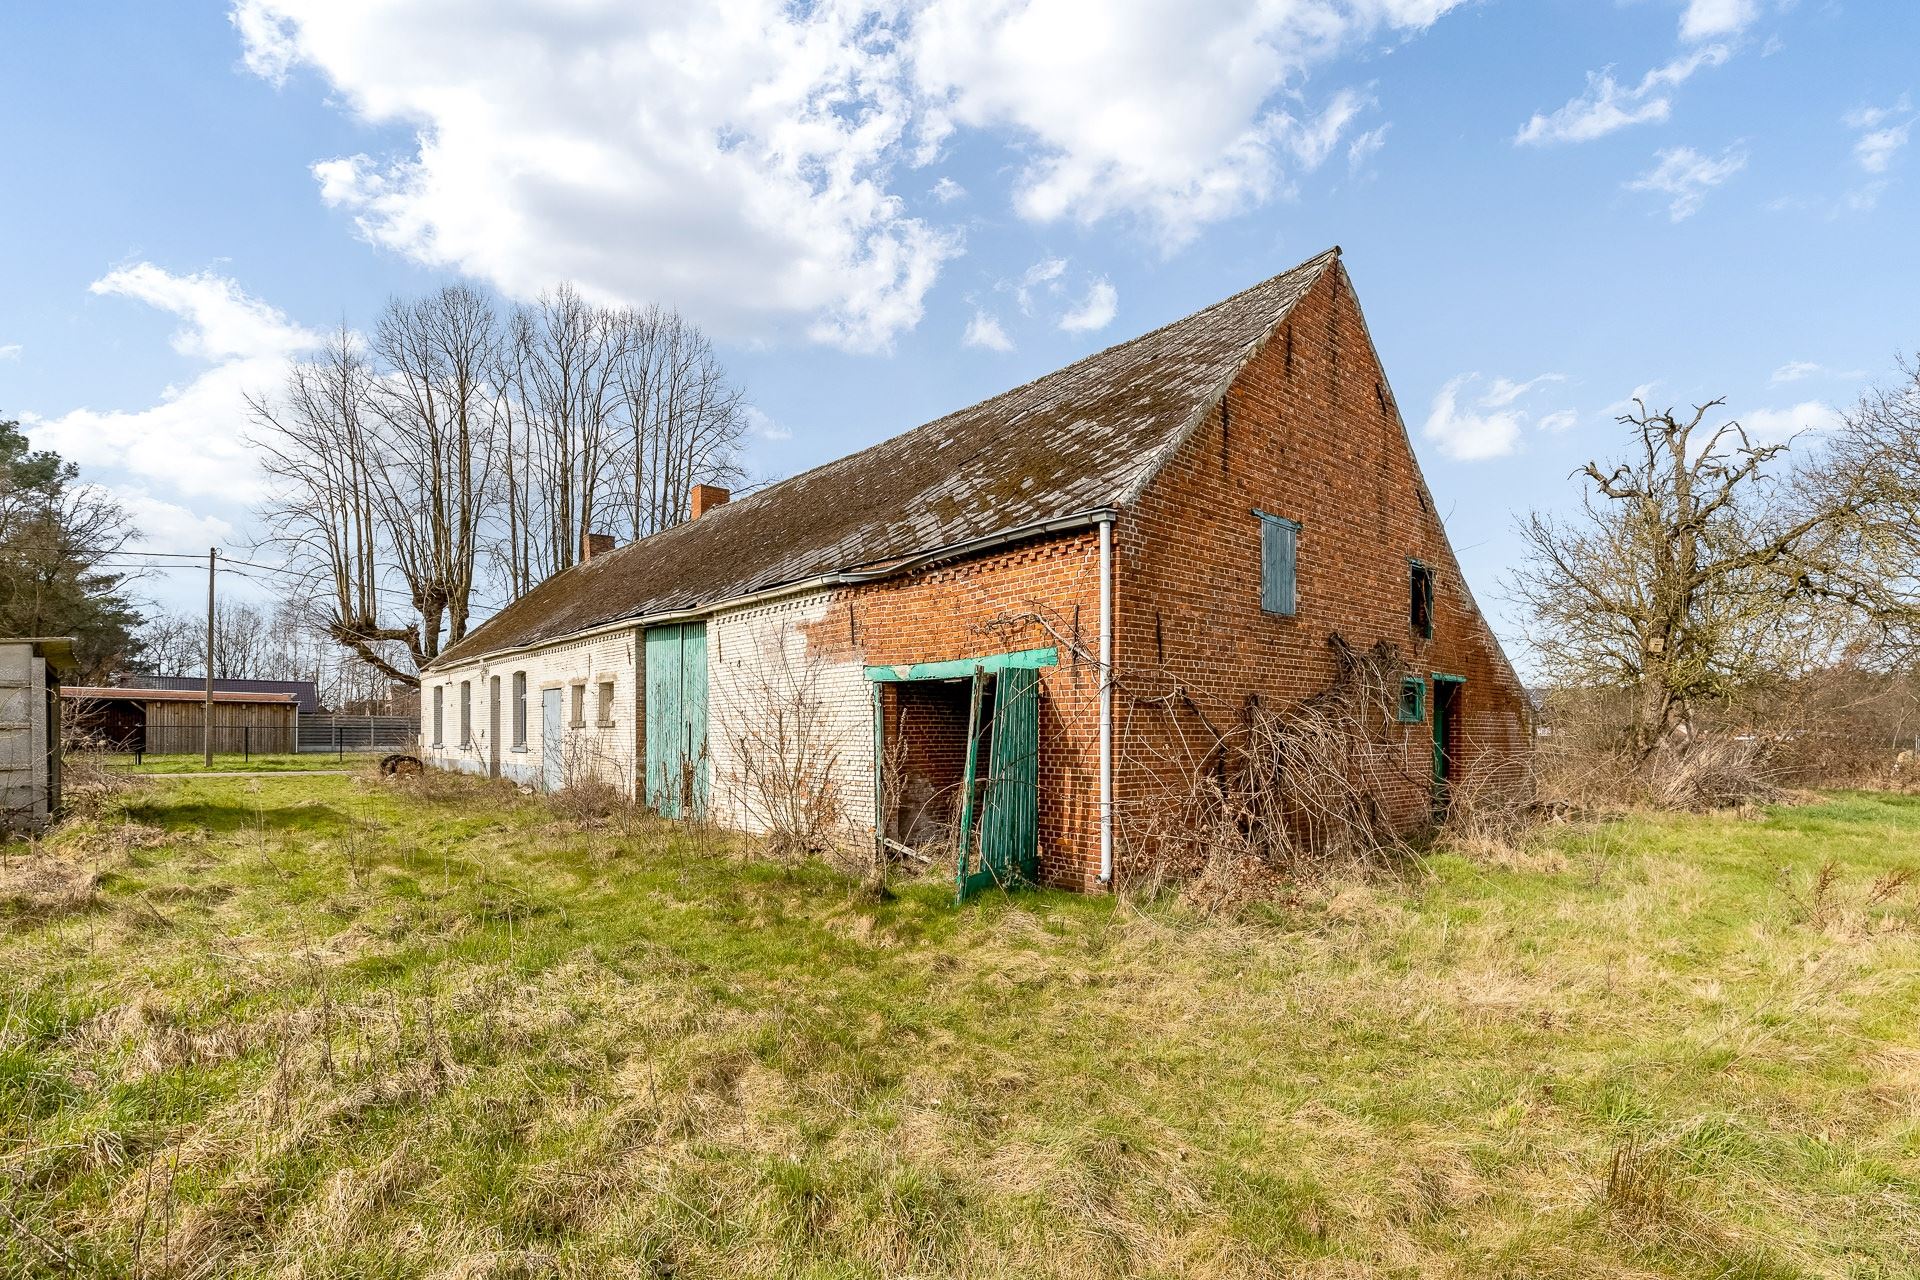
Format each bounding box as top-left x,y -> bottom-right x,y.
432,248 -> 1339,669
113,675 -> 322,713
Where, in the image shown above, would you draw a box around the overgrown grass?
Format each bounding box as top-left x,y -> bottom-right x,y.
4,777 -> 1919,1277
101,752 -> 383,775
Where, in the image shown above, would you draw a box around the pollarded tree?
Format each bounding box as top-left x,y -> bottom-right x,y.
1512,398 -> 1864,764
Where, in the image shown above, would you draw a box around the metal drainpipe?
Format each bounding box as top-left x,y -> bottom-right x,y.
1098,515 -> 1115,885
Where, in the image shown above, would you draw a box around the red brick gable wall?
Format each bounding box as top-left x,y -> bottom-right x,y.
1110,262 -> 1532,869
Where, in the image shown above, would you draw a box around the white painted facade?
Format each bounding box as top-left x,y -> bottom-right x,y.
420,626 -> 642,794
706,591 -> 875,839
421,587 -> 880,846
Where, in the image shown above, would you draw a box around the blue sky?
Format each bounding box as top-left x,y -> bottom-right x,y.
1,1 -> 1914,662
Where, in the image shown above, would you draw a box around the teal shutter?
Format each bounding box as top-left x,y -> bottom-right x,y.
1258,513 -> 1299,617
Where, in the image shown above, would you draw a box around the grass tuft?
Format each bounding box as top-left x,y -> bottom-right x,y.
2,777 -> 1918,1276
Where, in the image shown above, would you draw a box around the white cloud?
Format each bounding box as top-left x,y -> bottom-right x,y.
930,176 -> 966,203
742,406 -> 791,442
1770,360 -> 1821,383
1058,279 -> 1118,334
1626,143 -> 1747,220
1014,257 -> 1068,314
1480,373 -> 1565,408
235,1 -> 1468,347
1740,400 -> 1841,442
963,310 -> 1014,352
1515,46 -> 1729,146
1347,124 -> 1390,174
117,487 -> 238,550
236,0 -> 957,353
913,3 -> 1461,243
1422,372 -> 1568,461
0,343 -> 20,361
1847,97 -> 1913,174
1679,0 -> 1758,42
22,264 -> 314,502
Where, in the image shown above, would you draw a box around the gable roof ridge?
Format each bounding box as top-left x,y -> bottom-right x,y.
1117,245 -> 1340,508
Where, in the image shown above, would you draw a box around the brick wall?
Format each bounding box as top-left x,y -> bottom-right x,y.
801,532 -> 1107,889
1112,261 -> 1532,866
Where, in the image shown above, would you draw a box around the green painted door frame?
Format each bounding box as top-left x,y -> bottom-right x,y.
865,648 -> 1052,903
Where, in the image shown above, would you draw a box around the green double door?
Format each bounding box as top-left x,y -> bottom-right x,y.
644,622 -> 709,817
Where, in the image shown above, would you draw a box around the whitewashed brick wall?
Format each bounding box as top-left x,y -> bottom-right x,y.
707,592 -> 876,839
420,626 -> 641,794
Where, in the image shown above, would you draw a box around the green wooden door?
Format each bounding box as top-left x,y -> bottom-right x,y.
644,622 -> 709,817
1432,674 -> 1464,812
957,666 -> 1041,900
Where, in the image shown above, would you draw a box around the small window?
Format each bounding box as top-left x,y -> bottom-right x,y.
511,672 -> 528,748
432,685 -> 444,747
596,679 -> 616,727
570,683 -> 586,728
1410,560 -> 1435,639
1397,675 -> 1426,724
1257,511 -> 1300,617
459,680 -> 472,747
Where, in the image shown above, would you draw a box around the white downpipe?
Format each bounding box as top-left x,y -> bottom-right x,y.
1098,515 -> 1115,885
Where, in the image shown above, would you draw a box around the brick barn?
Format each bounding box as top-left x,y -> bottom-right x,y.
421,248 -> 1531,893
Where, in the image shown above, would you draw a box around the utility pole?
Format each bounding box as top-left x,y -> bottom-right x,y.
204,547 -> 217,767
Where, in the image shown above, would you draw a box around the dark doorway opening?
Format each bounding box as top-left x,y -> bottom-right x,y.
881,678 -> 993,852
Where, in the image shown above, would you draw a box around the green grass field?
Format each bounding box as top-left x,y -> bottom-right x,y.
4,775 -> 1919,1278
101,752 -> 385,775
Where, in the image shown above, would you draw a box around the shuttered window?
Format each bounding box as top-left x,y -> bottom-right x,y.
511,672 -> 527,748
1257,511 -> 1300,617
1397,675 -> 1427,723
432,685 -> 444,747
596,680 -> 616,727
459,680 -> 471,747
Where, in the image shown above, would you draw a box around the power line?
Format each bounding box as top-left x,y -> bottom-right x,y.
95,553 -> 507,613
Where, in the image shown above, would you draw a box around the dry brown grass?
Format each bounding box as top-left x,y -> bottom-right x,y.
4,776 -> 1919,1278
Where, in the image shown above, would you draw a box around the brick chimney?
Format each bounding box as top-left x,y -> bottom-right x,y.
690,483 -> 731,519
580,530 -> 615,563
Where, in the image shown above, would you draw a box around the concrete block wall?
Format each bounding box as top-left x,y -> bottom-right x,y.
706,592 -> 876,838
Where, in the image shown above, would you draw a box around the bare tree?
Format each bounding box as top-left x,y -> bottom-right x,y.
1797,356 -> 1920,659
249,326 -> 420,684
614,306 -> 748,538
366,285 -> 503,654
500,285 -> 632,583
1512,397 -> 1867,766
253,282 -> 754,674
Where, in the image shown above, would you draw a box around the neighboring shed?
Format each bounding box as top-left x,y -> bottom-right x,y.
63,686 -> 299,755
112,675 -> 323,714
1,638 -> 77,832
